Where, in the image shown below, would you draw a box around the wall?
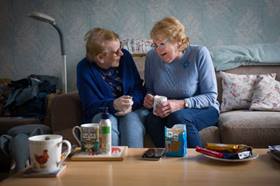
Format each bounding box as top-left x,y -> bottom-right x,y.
1,0 -> 280,91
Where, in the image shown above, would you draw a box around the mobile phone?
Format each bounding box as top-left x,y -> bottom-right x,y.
142,148 -> 165,161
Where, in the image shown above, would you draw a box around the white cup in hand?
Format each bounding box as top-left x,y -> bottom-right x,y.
115,96 -> 133,116
114,95 -> 133,112
153,95 -> 167,115
121,95 -> 133,111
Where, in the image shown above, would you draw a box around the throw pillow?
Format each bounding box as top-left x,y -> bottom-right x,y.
250,76 -> 280,111
220,72 -> 276,112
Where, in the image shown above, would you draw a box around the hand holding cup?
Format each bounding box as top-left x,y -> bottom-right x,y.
113,95 -> 133,114
153,95 -> 168,116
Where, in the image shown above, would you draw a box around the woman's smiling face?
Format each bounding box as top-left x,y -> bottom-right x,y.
152,38 -> 181,63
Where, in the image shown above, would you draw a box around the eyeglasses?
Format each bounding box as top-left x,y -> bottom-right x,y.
151,39 -> 169,49
112,47 -> 123,56
106,42 -> 123,56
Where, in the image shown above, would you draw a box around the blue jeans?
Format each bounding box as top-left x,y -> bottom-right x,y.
145,106 -> 219,148
92,108 -> 149,147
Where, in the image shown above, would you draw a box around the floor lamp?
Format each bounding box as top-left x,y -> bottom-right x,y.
29,12 -> 67,93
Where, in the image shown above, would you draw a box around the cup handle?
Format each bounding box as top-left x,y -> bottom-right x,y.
58,139 -> 72,166
72,126 -> 82,146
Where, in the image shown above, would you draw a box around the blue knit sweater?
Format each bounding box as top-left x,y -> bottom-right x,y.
145,45 -> 219,112
77,49 -> 145,122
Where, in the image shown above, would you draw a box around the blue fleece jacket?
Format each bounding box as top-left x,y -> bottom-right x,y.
77,49 -> 145,122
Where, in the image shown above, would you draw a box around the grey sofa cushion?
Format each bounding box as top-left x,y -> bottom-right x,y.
219,111 -> 280,147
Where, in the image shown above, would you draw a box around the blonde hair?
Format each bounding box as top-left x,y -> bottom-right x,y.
150,17 -> 189,51
84,28 -> 119,62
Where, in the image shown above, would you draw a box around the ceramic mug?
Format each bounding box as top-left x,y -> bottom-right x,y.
153,95 -> 168,114
28,134 -> 71,173
72,123 -> 100,154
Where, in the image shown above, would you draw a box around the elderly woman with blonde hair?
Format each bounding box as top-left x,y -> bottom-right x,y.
143,17 -> 220,148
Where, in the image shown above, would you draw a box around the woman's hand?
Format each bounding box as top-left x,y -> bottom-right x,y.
154,100 -> 185,118
143,94 -> 154,109
113,95 -> 133,112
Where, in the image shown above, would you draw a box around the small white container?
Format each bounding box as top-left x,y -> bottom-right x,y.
153,95 -> 167,114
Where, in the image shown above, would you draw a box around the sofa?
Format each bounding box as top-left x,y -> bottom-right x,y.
48,56 -> 280,148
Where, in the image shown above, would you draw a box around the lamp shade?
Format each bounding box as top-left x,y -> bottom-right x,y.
29,12 -> 56,25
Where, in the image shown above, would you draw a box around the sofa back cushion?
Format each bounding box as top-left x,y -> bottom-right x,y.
49,92 -> 82,132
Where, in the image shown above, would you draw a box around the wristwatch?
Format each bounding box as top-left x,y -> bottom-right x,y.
184,99 -> 188,108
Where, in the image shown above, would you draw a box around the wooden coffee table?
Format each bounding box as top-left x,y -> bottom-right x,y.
1,148 -> 280,186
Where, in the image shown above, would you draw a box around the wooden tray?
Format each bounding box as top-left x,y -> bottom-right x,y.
70,146 -> 127,161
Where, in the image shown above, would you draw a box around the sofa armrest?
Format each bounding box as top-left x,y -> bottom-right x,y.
49,92 -> 82,133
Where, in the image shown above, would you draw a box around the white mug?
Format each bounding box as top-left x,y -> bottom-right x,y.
28,134 -> 71,173
153,95 -> 168,114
